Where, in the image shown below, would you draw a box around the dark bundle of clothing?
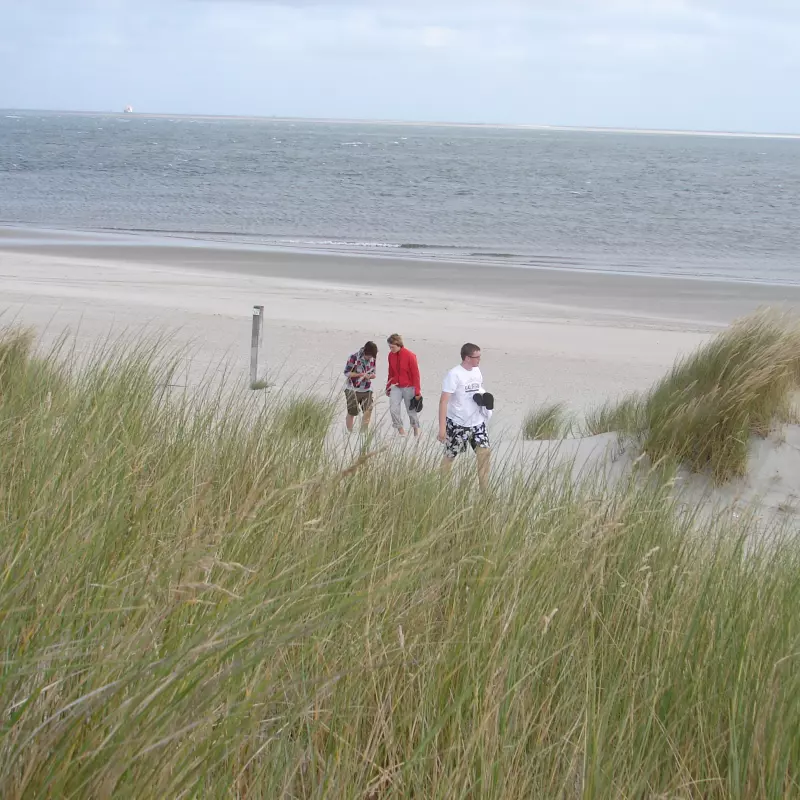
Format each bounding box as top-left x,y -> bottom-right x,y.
473,392 -> 494,410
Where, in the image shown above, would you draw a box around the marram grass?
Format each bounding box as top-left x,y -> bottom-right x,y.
522,401 -> 573,440
585,310 -> 800,482
2,325 -> 800,798
583,395 -> 644,437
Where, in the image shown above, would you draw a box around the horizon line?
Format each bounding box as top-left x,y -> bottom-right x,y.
4,107 -> 800,140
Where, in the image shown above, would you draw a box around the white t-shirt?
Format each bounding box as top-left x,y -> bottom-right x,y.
442,364 -> 485,428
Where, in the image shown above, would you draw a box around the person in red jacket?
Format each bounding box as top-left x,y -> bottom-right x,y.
386,333 -> 422,437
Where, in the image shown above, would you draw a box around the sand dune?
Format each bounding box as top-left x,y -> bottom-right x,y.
3,226 -> 800,532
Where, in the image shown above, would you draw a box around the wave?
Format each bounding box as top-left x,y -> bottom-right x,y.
398,242 -> 469,250
8,221 -> 797,285
33,223 -> 533,258
39,224 -> 780,284
275,238 -> 401,248
276,239 -> 524,257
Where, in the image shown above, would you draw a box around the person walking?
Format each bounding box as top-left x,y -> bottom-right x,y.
386,333 -> 422,437
438,342 -> 492,491
343,340 -> 378,433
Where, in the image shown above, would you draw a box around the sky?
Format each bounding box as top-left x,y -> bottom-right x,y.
0,0 -> 798,132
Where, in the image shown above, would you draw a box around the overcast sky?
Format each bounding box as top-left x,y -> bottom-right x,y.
1,0 -> 798,132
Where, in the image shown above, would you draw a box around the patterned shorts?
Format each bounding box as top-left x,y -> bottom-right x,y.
444,418 -> 490,459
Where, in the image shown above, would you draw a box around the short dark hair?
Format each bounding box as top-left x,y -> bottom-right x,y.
460,342 -> 480,360
363,341 -> 378,358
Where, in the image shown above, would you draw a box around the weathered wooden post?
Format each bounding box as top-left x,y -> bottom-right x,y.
250,305 -> 264,386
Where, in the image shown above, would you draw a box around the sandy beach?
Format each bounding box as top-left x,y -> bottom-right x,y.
10,6 -> 800,787
4,226 -> 800,438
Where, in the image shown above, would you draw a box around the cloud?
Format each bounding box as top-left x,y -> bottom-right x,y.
0,0 -> 798,131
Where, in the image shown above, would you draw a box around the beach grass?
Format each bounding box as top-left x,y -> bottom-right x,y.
522,401 -> 573,440
588,311 -> 800,482
2,325 -> 800,798
583,394 -> 643,437
273,394 -> 337,441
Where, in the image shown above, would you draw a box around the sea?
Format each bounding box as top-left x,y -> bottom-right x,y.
2,110 -> 800,284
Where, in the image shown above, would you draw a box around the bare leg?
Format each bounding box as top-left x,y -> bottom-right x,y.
346,414 -> 356,432
440,455 -> 455,476
476,447 -> 491,492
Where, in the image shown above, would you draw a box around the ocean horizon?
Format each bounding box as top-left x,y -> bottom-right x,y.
5,107 -> 800,139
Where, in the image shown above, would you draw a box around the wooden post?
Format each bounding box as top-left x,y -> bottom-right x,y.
250,305 -> 264,385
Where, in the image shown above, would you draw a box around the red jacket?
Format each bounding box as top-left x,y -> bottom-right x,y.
387,347 -> 421,396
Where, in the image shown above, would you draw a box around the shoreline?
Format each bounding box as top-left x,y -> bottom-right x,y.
2,224 -> 800,297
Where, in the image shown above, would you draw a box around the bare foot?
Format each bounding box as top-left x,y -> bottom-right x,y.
398,428 -> 407,437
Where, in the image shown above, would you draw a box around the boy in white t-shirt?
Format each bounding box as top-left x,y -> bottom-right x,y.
438,342 -> 492,491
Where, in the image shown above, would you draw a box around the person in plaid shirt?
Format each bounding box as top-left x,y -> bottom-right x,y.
343,341 -> 378,432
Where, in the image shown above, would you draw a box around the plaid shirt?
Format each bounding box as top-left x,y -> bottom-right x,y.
344,349 -> 376,391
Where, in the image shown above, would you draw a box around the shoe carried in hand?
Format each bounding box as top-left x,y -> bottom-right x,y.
473,392 -> 494,410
